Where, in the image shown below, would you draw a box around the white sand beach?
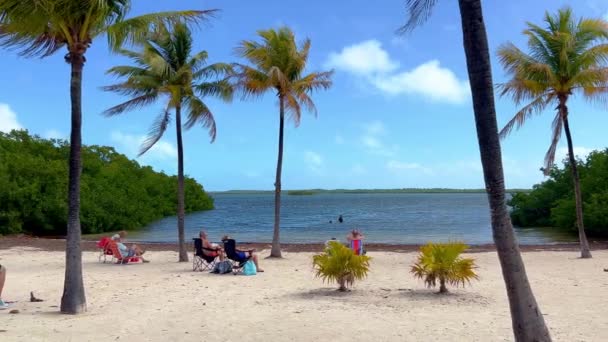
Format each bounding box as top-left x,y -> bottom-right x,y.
1,248 -> 607,341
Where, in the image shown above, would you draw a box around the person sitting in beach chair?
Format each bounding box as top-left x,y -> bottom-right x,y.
221,236 -> 264,272
346,229 -> 366,256
193,230 -> 224,272
111,231 -> 149,263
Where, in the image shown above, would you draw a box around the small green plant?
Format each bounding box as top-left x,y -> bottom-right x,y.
313,241 -> 371,291
411,242 -> 478,293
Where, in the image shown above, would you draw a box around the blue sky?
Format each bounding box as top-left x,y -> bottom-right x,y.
1,0 -> 607,191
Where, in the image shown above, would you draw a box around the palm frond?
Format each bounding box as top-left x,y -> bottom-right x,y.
139,107 -> 171,156
284,93 -> 303,127
182,95 -> 216,142
102,92 -> 159,117
196,79 -> 234,102
499,93 -> 553,139
105,9 -> 217,51
397,0 -> 439,34
543,113 -> 563,174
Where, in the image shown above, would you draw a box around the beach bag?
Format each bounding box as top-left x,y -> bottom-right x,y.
212,260 -> 233,274
242,260 -> 257,276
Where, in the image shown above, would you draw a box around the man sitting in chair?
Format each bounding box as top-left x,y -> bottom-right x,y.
221,235 -> 264,272
200,230 -> 225,261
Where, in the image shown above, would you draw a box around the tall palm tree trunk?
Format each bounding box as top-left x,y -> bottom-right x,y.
175,104 -> 188,262
270,95 -> 285,258
457,0 -> 551,340
60,52 -> 87,314
561,104 -> 592,259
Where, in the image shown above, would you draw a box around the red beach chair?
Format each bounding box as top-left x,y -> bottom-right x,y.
96,237 -> 114,263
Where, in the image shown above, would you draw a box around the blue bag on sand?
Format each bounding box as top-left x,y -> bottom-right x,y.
242,260 -> 257,276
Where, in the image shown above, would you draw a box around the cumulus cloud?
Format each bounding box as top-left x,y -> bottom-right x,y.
372,60 -> 470,104
326,41 -> 469,104
325,40 -> 399,75
304,151 -> 323,172
360,120 -> 396,157
0,103 -> 23,133
110,131 -> 177,162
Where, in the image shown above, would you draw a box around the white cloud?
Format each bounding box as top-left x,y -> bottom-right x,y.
372,60 -> 470,104
304,151 -> 323,173
326,41 -> 470,104
360,120 -> 396,157
335,135 -> 345,144
43,129 -> 65,140
110,131 -> 177,162
0,103 -> 22,133
555,146 -> 596,164
325,40 -> 399,75
604,11 -> 608,21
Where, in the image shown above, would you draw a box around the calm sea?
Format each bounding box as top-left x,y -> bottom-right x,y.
127,193 -> 576,245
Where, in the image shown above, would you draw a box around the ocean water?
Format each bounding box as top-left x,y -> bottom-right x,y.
127,193 -> 576,245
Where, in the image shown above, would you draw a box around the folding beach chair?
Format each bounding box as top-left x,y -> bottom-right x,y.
222,238 -> 252,275
96,237 -> 114,263
192,238 -> 220,272
107,240 -> 141,264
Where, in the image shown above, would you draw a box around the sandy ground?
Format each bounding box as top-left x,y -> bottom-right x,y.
0,247 -> 607,342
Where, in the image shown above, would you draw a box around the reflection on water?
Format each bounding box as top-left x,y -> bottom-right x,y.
126,193 -> 579,245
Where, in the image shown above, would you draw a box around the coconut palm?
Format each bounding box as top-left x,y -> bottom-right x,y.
0,0 -> 212,314
102,22 -> 232,262
234,27 -> 333,258
411,242 -> 478,293
399,0 -> 551,340
313,241 -> 371,291
497,8 -> 608,259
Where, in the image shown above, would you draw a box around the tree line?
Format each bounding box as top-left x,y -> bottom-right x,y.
510,149 -> 608,237
0,130 -> 213,236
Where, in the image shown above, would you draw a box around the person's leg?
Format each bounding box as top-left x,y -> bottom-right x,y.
251,254 -> 264,272
131,245 -> 146,259
0,265 -> 5,297
0,265 -> 8,308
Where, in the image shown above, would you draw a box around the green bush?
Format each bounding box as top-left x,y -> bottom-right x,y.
312,241 -> 371,291
509,148 -> 608,236
411,242 -> 478,293
0,130 -> 213,235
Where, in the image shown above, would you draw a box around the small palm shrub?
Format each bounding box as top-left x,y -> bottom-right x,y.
313,241 -> 371,291
411,242 -> 478,293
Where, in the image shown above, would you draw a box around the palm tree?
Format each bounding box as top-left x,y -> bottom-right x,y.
102,22 -> 232,262
399,0 -> 551,340
0,0 -> 212,314
234,27 -> 333,258
497,8 -> 608,259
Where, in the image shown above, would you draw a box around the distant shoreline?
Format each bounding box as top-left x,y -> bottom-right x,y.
210,188 -> 531,195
